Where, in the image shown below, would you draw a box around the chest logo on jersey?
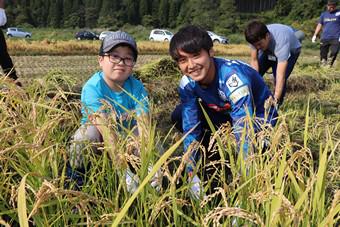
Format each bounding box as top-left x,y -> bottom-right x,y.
335,12 -> 340,17
226,74 -> 243,92
324,18 -> 337,22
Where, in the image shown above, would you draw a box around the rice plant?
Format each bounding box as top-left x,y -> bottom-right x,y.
0,56 -> 339,226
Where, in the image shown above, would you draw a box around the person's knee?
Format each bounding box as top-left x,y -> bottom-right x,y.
69,125 -> 102,169
73,125 -> 102,142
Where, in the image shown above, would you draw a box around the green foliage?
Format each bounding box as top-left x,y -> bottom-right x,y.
218,0 -> 239,33
85,7 -> 99,28
141,14 -> 154,27
3,0 -> 328,37
158,0 -> 169,28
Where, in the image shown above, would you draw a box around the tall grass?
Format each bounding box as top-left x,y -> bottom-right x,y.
0,60 -> 339,226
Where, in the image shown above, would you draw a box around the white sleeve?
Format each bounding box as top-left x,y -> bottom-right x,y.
0,9 -> 7,26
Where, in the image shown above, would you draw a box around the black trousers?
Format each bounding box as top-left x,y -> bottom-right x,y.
0,29 -> 17,80
320,39 -> 339,67
171,101 -> 233,190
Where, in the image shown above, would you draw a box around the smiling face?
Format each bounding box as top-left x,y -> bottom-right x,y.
99,45 -> 135,91
176,48 -> 216,86
252,33 -> 270,51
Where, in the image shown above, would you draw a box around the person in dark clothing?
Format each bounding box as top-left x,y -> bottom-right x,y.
312,0 -> 340,67
0,0 -> 19,83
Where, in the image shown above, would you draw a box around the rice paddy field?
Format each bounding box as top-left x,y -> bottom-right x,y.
0,41 -> 339,226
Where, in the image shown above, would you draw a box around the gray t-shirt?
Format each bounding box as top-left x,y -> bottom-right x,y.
266,24 -> 301,62
251,24 -> 302,62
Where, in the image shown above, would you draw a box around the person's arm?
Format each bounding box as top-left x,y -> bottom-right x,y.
250,48 -> 259,72
178,77 -> 202,173
0,0 -> 7,27
91,112 -> 118,151
81,84 -> 118,151
312,23 -> 322,42
132,83 -> 150,147
274,60 -> 288,102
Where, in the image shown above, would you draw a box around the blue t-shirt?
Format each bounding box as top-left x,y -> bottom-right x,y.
80,71 -> 149,128
179,58 -> 278,166
319,9 -> 340,40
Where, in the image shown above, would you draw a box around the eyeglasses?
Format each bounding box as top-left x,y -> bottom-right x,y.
104,53 -> 135,67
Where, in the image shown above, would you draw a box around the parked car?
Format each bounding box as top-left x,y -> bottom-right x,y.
75,31 -> 99,40
99,31 -> 114,40
149,29 -> 173,42
207,31 -> 229,44
6,27 -> 31,38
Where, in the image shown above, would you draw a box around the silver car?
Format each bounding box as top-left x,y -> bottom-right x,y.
99,31 -> 114,40
6,27 -> 32,38
207,31 -> 229,44
149,29 -> 173,42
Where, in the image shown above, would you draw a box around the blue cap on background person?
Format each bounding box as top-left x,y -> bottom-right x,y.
99,31 -> 138,60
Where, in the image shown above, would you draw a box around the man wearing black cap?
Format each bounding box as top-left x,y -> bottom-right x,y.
312,0 -> 340,67
66,31 -> 151,192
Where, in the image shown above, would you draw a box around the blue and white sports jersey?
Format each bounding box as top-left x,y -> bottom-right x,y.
179,58 -> 278,163
81,71 -> 149,128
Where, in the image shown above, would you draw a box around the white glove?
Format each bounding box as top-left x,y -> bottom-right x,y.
312,35 -> 317,43
148,164 -> 162,192
189,175 -> 205,200
125,168 -> 139,194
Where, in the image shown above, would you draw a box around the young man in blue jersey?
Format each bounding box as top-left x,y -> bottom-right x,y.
245,20 -> 302,106
170,25 -> 278,199
312,0 -> 339,67
67,31 -> 150,192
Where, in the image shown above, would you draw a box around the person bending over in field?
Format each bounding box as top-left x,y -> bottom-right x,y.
67,31 -> 155,192
170,25 -> 278,200
244,20 -> 302,106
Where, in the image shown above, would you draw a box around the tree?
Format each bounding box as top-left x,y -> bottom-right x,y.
48,0 -> 63,28
30,0 -> 48,27
158,0 -> 169,28
98,0 -> 121,28
274,0 -> 293,17
123,0 -> 140,25
218,0 -> 239,33
151,0 -> 160,27
139,0 -> 149,18
168,0 -> 181,28
85,7 -> 98,28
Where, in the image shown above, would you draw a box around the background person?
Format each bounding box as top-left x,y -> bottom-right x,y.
312,0 -> 340,67
244,20 -> 301,106
170,25 -> 278,199
0,0 -> 19,84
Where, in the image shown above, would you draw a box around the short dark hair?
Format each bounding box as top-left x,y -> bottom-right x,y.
169,25 -> 213,61
327,0 -> 337,5
244,20 -> 269,44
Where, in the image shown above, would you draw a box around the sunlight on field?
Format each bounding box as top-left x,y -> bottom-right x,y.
0,52 -> 339,226
7,39 -> 250,57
